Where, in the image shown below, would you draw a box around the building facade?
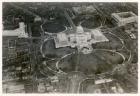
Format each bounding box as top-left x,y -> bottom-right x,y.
54,25 -> 109,54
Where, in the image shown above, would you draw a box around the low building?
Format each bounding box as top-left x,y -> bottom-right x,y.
72,5 -> 96,14
111,12 -> 138,26
3,82 -> 25,93
3,22 -> 28,38
38,82 -> 46,93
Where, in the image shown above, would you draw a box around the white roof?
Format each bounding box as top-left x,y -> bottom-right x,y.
3,22 -> 28,38
91,29 -> 109,42
57,33 -> 67,42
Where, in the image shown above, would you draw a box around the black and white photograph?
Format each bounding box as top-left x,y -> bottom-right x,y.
2,2 -> 138,94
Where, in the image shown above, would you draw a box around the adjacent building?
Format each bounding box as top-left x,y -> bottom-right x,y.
3,22 -> 28,38
111,11 -> 138,26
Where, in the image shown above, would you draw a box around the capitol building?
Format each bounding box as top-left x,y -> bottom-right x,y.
54,25 -> 109,54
